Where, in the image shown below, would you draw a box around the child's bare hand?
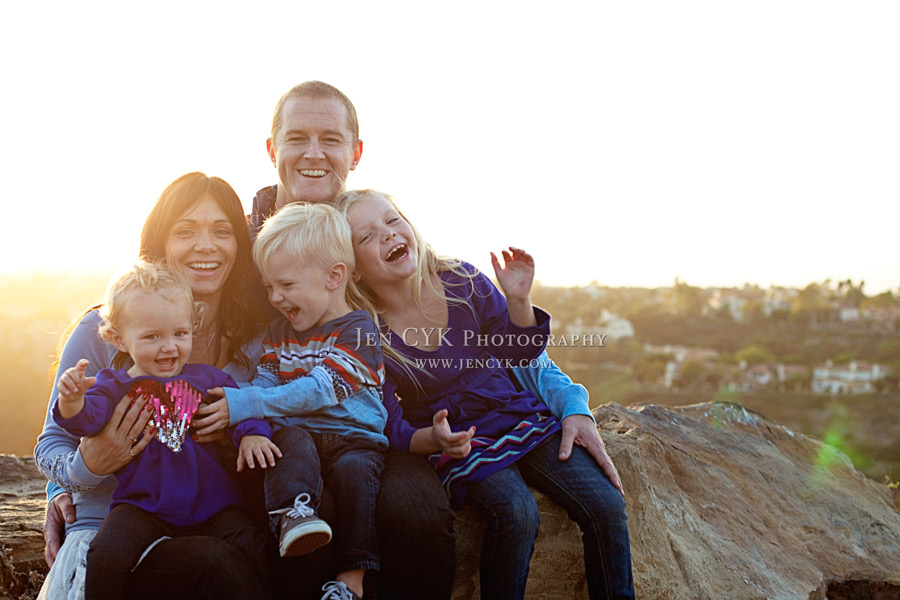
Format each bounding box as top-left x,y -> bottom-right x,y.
57,359 -> 96,402
193,388 -> 230,438
491,247 -> 535,302
431,409 -> 475,459
237,435 -> 282,472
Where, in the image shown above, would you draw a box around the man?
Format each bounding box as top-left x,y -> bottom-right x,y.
247,80 -> 458,600
249,81 -> 627,599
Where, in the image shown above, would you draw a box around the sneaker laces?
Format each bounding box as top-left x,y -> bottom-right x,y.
269,492 -> 316,519
320,580 -> 355,600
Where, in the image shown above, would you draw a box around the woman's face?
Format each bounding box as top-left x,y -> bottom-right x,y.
346,193 -> 418,286
164,195 -> 237,301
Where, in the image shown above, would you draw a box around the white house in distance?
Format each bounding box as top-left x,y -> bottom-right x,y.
565,310 -> 635,341
811,360 -> 889,394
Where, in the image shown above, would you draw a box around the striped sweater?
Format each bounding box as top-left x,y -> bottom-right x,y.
225,310 -> 388,448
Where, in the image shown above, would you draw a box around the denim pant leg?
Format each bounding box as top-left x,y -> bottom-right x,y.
517,435 -> 635,600
265,425 -> 323,536
465,464 -> 541,600
318,434 -> 386,574
374,449 -> 457,600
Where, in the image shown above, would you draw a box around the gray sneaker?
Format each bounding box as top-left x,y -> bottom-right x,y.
320,581 -> 361,600
269,493 -> 333,557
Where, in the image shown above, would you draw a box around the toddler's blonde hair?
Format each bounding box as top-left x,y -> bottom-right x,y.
98,261 -> 201,345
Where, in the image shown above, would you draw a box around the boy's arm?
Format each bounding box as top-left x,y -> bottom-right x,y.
226,314 -> 383,425
225,365 -> 341,424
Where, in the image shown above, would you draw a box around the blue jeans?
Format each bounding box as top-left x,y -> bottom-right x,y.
270,447 -> 457,600
265,426 -> 385,574
466,433 -> 635,600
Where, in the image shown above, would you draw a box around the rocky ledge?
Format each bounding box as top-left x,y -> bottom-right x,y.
4,401 -> 900,600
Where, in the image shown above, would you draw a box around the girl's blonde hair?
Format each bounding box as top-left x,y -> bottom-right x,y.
98,262 -> 202,364
335,190 -> 479,380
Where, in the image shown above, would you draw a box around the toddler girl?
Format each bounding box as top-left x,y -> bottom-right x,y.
53,261 -> 276,600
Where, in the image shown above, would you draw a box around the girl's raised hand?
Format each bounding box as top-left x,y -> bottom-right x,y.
431,409 -> 475,459
490,247 -> 535,303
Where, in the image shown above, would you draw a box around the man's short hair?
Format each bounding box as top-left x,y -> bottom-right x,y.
269,81 -> 359,147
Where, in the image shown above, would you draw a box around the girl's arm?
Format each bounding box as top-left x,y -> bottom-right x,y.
35,310 -> 120,493
408,409 -> 475,458
511,351 -> 593,422
467,264 -> 551,363
491,247 -> 537,327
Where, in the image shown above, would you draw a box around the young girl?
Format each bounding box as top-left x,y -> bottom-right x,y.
339,190 -> 635,600
53,261 -> 276,600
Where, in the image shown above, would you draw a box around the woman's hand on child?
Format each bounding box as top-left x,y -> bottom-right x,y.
431,409 -> 476,459
236,435 -> 282,472
559,415 -> 625,498
81,394 -> 154,476
57,359 -> 96,403
193,388 -> 231,439
490,247 -> 535,303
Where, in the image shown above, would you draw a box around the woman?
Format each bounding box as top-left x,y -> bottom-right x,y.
339,190 -> 634,600
35,172 -> 271,600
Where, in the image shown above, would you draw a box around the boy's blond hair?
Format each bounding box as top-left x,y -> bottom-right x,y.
98,261 -> 200,344
253,202 -> 356,276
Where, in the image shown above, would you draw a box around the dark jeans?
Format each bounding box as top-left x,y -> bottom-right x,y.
466,434 -> 635,600
273,448 -> 457,600
86,503 -> 270,600
126,536 -> 267,600
265,426 -> 385,574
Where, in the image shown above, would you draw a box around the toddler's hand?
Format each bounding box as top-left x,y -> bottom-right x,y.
57,359 -> 96,403
431,409 -> 475,459
491,247 -> 535,302
237,435 -> 282,472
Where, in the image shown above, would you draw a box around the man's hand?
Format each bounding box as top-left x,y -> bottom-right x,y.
559,414 -> 625,498
43,493 -> 75,567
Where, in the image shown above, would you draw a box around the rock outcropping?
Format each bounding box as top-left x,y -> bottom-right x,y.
0,455 -> 45,600
4,401 -> 900,600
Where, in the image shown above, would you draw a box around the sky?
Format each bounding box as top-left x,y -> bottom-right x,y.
1,1 -> 898,293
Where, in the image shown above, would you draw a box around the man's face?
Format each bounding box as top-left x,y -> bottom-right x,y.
268,95 -> 362,207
